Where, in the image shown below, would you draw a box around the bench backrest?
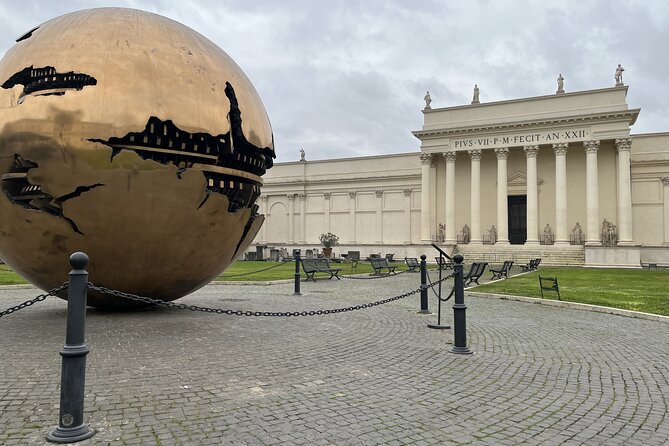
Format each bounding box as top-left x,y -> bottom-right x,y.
301,258 -> 331,272
535,258 -> 542,268
405,257 -> 419,267
435,257 -> 452,266
370,258 -> 389,268
503,260 -> 514,272
474,262 -> 488,276
465,262 -> 479,277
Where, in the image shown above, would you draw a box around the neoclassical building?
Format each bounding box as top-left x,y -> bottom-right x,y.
254,83 -> 669,266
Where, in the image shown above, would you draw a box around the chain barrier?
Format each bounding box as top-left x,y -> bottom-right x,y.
217,260 -> 294,278
0,283 -> 69,318
426,269 -> 455,301
88,273 -> 454,317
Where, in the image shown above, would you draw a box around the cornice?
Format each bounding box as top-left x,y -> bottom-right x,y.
413,109 -> 640,140
423,86 -> 629,113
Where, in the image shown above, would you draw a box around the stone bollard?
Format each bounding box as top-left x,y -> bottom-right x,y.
418,255 -> 430,314
293,249 -> 301,296
47,252 -> 96,443
450,254 -> 473,355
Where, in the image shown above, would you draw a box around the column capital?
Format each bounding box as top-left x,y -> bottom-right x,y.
468,149 -> 482,161
662,177 -> 669,187
615,138 -> 632,152
584,140 -> 600,153
298,193 -> 306,200
419,153 -> 434,165
552,143 -> 568,156
287,193 -> 295,201
442,151 -> 457,163
375,190 -> 383,198
524,145 -> 539,157
323,192 -> 331,200
260,195 -> 268,202
349,191 -> 357,198
495,147 -> 509,160
403,188 -> 412,196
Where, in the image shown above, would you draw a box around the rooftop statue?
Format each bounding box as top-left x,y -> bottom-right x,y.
615,64 -> 625,86
471,84 -> 480,104
556,74 -> 565,94
424,91 -> 432,109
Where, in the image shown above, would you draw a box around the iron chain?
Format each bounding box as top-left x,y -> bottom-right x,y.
0,283 -> 69,318
88,274 -> 454,317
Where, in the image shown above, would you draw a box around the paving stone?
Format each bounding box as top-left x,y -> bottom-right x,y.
0,273 -> 668,445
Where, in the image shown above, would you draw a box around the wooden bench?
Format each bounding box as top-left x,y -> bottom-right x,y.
464,262 -> 488,286
490,260 -> 514,280
539,275 -> 560,300
520,258 -> 541,272
370,258 -> 397,276
405,257 -> 420,272
435,256 -> 453,270
300,258 -> 341,281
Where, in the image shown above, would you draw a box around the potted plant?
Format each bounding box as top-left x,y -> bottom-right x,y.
319,232 -> 339,257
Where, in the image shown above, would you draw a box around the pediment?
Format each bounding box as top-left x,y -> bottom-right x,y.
508,171 -> 543,186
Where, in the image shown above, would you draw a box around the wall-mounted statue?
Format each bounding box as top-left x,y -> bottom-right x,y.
571,222 -> 583,244
461,224 -> 471,244
602,219 -> 618,245
437,223 -> 445,243
543,223 -> 554,244
488,225 -> 497,244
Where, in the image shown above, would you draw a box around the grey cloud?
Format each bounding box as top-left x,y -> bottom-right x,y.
1,1 -> 667,160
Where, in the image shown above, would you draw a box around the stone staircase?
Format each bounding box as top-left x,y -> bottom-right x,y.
454,244 -> 585,266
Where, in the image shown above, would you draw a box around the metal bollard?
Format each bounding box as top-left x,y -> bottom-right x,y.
293,249 -> 301,296
418,255 -> 430,314
450,254 -> 473,355
47,252 -> 96,443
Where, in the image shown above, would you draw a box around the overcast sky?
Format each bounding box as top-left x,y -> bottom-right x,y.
0,1 -> 667,163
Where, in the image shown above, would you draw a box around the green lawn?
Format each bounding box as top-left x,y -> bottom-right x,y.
215,260 -> 414,281
473,267 -> 669,316
0,265 -> 28,285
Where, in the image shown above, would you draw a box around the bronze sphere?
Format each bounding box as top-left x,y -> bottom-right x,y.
0,8 -> 274,308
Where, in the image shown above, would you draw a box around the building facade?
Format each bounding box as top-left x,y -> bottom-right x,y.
254,86 -> 669,266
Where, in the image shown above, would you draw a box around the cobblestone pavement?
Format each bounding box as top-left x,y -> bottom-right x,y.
1,271 -> 668,445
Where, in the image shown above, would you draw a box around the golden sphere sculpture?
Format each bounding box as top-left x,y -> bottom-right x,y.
0,8 -> 274,308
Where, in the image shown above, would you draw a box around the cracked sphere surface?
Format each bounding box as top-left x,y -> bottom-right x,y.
0,8 -> 274,308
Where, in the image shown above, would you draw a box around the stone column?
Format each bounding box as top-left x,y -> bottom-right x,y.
524,145 -> 540,245
616,138 -> 634,245
469,149 -> 482,244
260,195 -> 268,243
584,141 -> 601,245
299,193 -> 306,243
553,143 -> 569,245
404,189 -> 412,244
443,151 -> 457,244
430,159 -> 438,238
420,153 -> 433,242
375,190 -> 384,244
663,177 -> 669,246
348,191 -> 356,244
495,147 -> 510,244
324,192 -> 331,233
287,194 -> 295,244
